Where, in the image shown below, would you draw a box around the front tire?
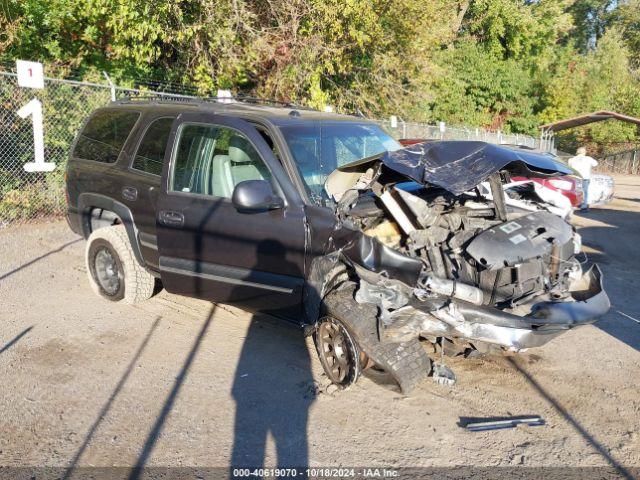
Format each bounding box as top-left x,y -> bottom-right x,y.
319,286 -> 431,393
85,225 -> 155,304
314,315 -> 361,388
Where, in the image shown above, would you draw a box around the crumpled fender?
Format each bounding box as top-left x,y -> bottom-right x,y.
301,205 -> 422,326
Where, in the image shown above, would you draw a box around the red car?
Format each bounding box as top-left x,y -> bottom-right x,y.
399,138 -> 429,146
512,176 -> 584,208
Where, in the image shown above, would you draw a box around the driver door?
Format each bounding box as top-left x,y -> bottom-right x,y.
156,113 -> 306,318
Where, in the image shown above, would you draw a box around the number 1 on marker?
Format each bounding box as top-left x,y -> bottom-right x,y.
17,98 -> 55,172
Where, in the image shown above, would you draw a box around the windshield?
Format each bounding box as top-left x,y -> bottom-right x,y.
279,122 -> 400,204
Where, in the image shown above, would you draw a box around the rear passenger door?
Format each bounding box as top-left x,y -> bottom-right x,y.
122,117 -> 175,271
156,113 -> 306,318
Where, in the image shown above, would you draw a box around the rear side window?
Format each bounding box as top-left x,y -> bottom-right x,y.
73,110 -> 140,163
132,117 -> 174,175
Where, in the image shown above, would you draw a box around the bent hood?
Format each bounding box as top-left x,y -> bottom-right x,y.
326,141 -> 572,198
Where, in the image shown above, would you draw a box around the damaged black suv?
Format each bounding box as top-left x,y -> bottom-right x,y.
66,98 -> 610,393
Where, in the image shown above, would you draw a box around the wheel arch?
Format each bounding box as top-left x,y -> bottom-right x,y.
77,193 -> 146,267
303,252 -> 351,327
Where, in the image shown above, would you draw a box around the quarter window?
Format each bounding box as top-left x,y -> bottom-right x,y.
171,124 -> 271,198
73,110 -> 139,163
132,117 -> 174,176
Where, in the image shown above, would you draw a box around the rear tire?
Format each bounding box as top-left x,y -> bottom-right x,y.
85,225 -> 155,304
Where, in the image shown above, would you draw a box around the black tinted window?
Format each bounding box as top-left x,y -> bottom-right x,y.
132,117 -> 174,175
171,124 -> 270,198
73,110 -> 139,163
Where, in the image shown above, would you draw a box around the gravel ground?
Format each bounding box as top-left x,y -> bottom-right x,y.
0,176 -> 639,477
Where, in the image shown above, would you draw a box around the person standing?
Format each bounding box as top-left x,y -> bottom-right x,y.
568,147 -> 598,210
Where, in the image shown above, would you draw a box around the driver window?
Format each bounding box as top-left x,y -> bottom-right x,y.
171,124 -> 271,198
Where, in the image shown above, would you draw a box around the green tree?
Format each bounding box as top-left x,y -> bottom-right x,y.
568,0 -> 617,51
1,0 -> 639,144
430,41 -> 538,133
541,27 -> 640,153
611,0 -> 640,67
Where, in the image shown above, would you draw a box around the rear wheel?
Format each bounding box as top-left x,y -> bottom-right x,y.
90,241 -> 125,299
86,225 -> 155,304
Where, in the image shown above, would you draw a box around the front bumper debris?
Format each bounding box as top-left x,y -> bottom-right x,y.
529,265 -> 610,325
387,265 -> 610,351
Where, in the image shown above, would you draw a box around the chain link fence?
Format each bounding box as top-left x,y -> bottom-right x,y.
376,119 -> 554,151
0,69 -> 551,228
597,149 -> 640,175
1,73 -> 107,226
0,71 -> 193,227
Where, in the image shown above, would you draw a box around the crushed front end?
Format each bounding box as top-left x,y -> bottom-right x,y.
320,141 -> 610,362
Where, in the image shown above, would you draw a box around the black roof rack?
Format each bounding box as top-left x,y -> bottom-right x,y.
113,94 -> 199,104
227,95 -> 318,112
113,94 -> 318,112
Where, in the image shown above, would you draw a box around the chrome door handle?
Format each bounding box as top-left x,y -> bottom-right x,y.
159,210 -> 184,227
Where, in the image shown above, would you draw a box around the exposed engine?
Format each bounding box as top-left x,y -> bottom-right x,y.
338,173 -> 581,312
309,141 -> 610,393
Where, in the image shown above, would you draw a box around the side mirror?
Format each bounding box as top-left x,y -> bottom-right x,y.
231,180 -> 284,212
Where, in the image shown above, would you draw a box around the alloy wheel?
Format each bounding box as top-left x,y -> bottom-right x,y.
316,316 -> 359,385
94,246 -> 122,296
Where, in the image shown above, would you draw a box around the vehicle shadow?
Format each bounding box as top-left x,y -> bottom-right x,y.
230,239 -> 315,471
573,208 -> 640,352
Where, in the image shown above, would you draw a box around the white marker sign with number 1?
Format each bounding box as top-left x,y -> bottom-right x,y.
16,60 -> 44,89
16,60 -> 55,172
17,99 -> 55,172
